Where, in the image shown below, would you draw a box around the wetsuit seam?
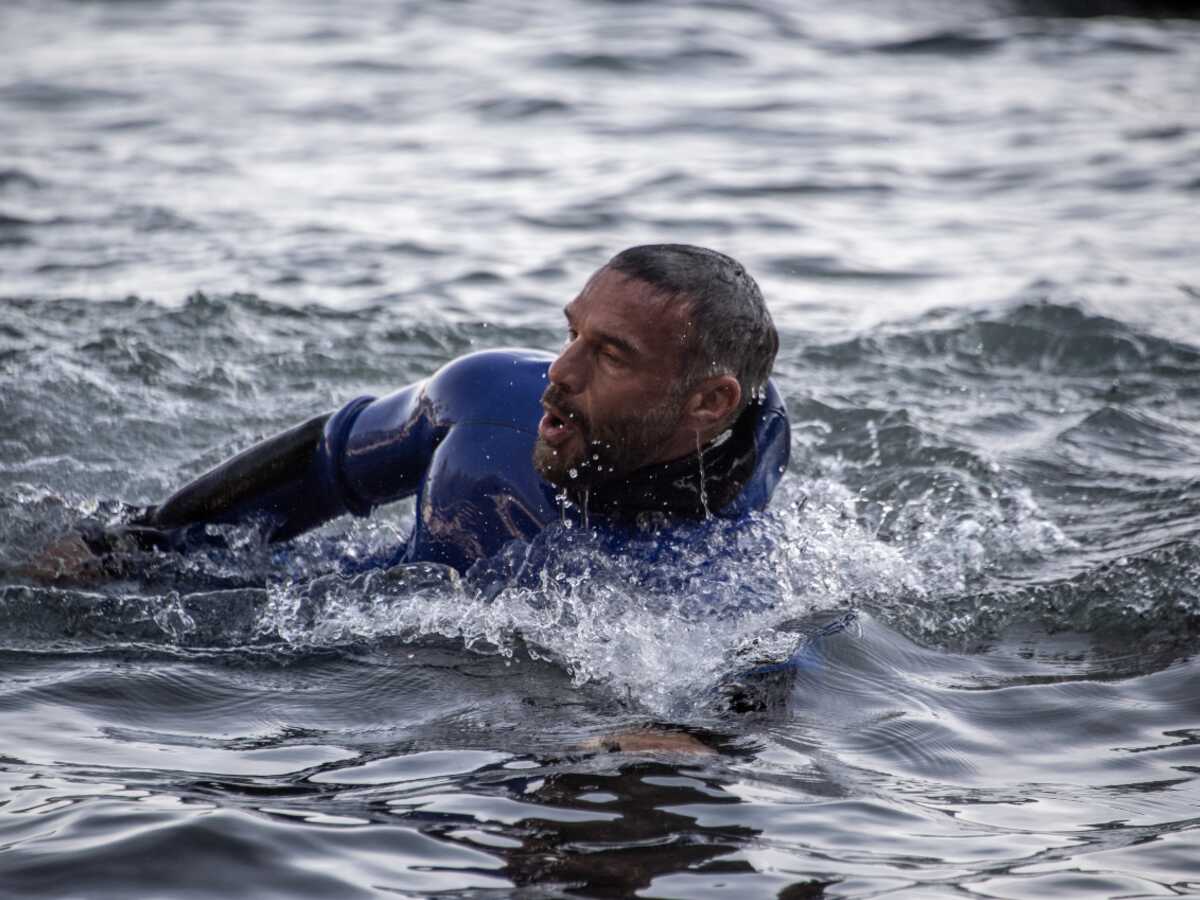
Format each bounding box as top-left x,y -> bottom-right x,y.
328,396 -> 377,517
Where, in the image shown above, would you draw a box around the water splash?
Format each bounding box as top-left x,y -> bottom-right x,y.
0,465 -> 1116,719
3,294 -> 1197,719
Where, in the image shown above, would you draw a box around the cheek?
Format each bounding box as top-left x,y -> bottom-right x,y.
597,381 -> 659,425
589,376 -> 637,411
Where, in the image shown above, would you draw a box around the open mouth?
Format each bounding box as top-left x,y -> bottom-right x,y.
538,404 -> 581,447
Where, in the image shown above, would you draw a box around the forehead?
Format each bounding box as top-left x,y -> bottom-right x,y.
567,268 -> 692,357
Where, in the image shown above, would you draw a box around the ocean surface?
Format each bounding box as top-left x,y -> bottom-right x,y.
2,0 -> 1200,897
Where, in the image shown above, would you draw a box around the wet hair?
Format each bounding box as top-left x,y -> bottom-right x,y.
606,244 -> 778,415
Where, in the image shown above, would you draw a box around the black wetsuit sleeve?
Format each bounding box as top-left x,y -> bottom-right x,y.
124,391 -> 374,547
79,411 -> 341,555
151,412 -> 332,533
130,376 -> 442,548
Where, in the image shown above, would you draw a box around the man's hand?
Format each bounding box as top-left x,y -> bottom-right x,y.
19,533 -> 103,582
579,729 -> 717,755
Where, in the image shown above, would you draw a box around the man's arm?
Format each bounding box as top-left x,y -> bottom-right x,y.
144,381 -> 442,545
49,349 -> 546,570
25,380 -> 439,579
149,411 -> 335,539
61,378 -> 437,561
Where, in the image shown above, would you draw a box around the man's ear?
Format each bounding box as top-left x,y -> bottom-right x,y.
682,375 -> 741,434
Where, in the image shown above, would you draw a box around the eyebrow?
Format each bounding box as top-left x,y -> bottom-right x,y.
564,307 -> 642,359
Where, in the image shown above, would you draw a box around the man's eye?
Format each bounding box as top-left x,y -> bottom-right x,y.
601,349 -> 625,366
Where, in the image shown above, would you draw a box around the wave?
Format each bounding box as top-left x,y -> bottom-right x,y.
0,470 -> 1091,716
472,96 -> 571,121
540,45 -> 746,74
0,79 -> 142,110
886,538 -> 1200,652
765,255 -> 940,282
1058,406 -> 1200,464
0,168 -> 40,189
1008,0 -> 1200,20
798,297 -> 1200,377
867,30 -> 1006,56
2,292 -> 1197,717
703,179 -> 895,198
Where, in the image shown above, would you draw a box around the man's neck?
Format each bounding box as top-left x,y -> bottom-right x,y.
565,410 -> 757,526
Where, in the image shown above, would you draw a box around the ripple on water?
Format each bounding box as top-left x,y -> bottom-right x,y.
2,1 -> 1200,892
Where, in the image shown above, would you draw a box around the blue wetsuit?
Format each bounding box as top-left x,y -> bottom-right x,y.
135,349 -> 791,574
79,347 -> 833,703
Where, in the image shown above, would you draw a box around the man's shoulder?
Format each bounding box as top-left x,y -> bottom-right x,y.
425,348 -> 553,430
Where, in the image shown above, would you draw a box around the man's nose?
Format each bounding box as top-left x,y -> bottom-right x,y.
547,339 -> 586,394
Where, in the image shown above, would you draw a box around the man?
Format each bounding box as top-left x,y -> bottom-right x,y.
84,243 -> 789,578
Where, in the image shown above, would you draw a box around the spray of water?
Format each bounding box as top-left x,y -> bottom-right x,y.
0,470 -> 1097,718
242,477 -> 1036,717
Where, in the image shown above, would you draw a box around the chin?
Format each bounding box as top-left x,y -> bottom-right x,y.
532,439 -> 577,487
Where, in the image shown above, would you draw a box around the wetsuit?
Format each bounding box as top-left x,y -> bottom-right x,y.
116,349 -> 791,574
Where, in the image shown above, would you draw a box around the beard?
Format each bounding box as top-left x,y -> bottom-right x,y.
532,384 -> 685,488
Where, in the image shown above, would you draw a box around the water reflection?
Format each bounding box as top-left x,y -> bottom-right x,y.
439,756 -> 830,897
3,0 -> 1200,890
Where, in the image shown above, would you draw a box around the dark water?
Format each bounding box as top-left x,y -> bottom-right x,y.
3,1 -> 1200,897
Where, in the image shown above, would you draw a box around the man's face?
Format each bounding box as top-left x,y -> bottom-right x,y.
533,268 -> 694,488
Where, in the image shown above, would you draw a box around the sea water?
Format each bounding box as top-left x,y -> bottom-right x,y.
2,1 -> 1199,896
